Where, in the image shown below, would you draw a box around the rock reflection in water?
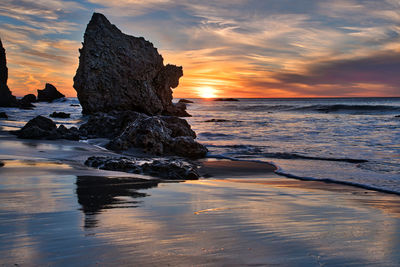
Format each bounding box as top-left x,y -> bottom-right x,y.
76,176 -> 159,228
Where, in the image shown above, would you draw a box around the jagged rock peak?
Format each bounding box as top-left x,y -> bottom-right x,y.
37,83 -> 65,102
0,37 -> 17,107
73,12 -> 186,116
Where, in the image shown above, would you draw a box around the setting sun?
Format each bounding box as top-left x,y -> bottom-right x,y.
197,86 -> 217,98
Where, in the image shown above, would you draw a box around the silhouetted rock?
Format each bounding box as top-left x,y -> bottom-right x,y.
37,83 -> 65,102
107,115 -> 207,158
395,115 -> 400,118
178,99 -> 194,103
18,94 -> 36,109
214,98 -> 239,101
17,115 -> 79,140
85,156 -> 199,180
0,112 -> 7,119
73,13 -> 186,116
0,38 -> 17,107
0,161 -> 4,167
70,104 -> 80,107
50,111 -> 70,118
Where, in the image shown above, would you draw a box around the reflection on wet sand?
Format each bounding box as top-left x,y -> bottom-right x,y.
76,176 -> 159,228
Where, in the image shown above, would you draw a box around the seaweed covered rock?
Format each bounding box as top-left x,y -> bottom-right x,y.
17,115 -> 79,140
73,13 -> 186,116
0,38 -> 17,107
37,83 -> 65,102
85,156 -> 200,180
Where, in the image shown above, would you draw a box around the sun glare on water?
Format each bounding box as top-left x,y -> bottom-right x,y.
197,86 -> 217,99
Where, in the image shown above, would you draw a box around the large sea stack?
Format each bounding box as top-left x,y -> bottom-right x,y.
0,38 -> 17,107
74,13 -> 187,116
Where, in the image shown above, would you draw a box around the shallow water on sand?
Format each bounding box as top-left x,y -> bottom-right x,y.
1,153 -> 400,266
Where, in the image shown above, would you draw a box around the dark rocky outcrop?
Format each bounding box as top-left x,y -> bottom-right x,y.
106,115 -> 207,158
79,110 -> 205,158
18,94 -> 36,109
79,111 -> 147,139
0,112 -> 7,119
178,99 -> 194,104
50,112 -> 70,118
37,83 -> 65,102
73,13 -> 186,116
17,115 -> 79,140
85,156 -> 199,180
0,38 -> 17,107
214,98 -> 239,102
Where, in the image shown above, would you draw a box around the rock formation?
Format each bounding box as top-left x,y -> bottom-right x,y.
50,112 -> 70,118
0,112 -> 7,119
0,38 -> 17,107
37,83 -> 65,102
73,13 -> 187,116
17,115 -> 79,140
85,156 -> 200,180
19,94 -> 36,109
107,115 -> 207,158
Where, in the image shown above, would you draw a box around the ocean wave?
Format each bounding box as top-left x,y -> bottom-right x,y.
275,168 -> 400,195
292,104 -> 400,114
262,152 -> 368,163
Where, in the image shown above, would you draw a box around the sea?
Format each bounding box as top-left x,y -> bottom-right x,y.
1,97 -> 399,193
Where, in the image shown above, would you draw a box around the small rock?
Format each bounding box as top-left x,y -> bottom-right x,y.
395,115 -> 400,118
37,83 -> 65,102
70,104 -> 80,107
85,156 -> 200,180
0,112 -> 7,119
18,94 -> 36,109
17,115 -> 79,140
50,112 -> 70,118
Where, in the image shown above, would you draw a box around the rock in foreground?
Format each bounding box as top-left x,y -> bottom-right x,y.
85,156 -> 200,180
74,13 -> 186,116
17,116 -> 79,140
79,111 -> 206,158
107,115 -> 207,158
0,38 -> 17,107
37,83 -> 65,102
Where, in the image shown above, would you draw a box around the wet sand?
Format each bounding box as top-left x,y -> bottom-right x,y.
1,133 -> 400,266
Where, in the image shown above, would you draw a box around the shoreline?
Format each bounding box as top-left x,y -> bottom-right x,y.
1,129 -> 399,196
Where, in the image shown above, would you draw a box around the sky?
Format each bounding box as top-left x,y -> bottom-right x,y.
0,0 -> 400,98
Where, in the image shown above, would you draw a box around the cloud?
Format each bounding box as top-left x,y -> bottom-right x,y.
275,51 -> 400,87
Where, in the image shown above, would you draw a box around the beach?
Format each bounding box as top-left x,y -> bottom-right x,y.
1,132 -> 400,266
